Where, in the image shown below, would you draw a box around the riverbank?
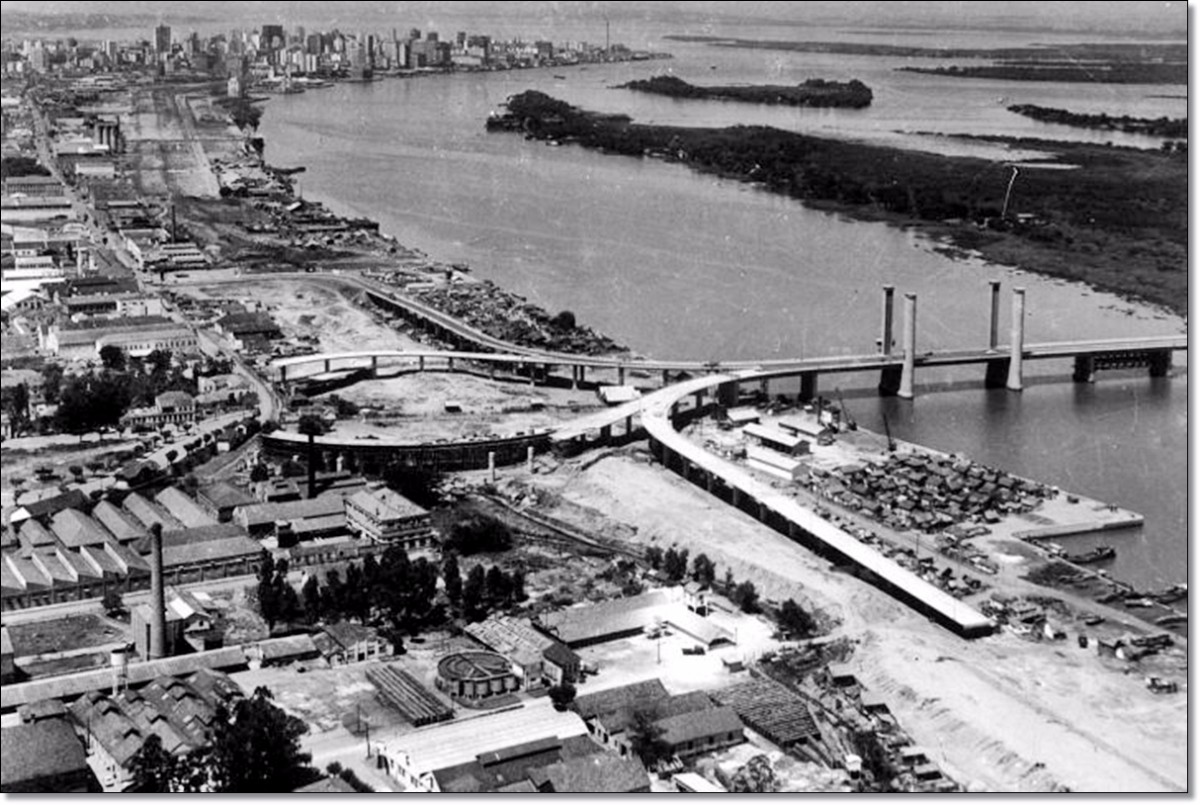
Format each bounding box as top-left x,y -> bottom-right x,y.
486,91 -> 1187,318
1005,104 -> 1187,140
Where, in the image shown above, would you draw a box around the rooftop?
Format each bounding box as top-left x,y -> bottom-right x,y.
0,718 -> 91,792
346,486 -> 428,521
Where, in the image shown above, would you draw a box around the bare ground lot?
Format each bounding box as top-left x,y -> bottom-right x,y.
532,451 -> 1186,793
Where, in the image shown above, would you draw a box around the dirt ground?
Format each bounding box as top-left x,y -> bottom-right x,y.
6,613 -> 127,658
535,451 -> 1187,793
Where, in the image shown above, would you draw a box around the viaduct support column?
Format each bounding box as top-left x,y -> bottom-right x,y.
1148,350 -> 1173,377
717,381 -> 738,408
662,369 -> 670,387
880,284 -> 895,355
988,280 -> 1002,351
1072,355 -> 1095,384
625,415 -> 633,435
419,356 -> 425,371
617,366 -> 626,386
1006,287 -> 1025,391
800,372 -> 818,403
898,292 -> 917,399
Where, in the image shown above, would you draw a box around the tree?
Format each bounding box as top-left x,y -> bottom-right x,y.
548,682 -> 577,711
208,686 -> 313,792
645,545 -> 664,571
296,414 -> 326,499
256,550 -> 278,630
99,344 -> 127,371
627,709 -> 672,767
445,512 -> 513,555
463,564 -> 487,622
691,553 -> 716,588
301,575 -> 322,625
41,363 -> 64,405
343,562 -> 369,622
102,588 -> 125,616
778,598 -> 817,639
511,568 -> 527,602
249,462 -> 270,483
550,310 -> 576,331
723,567 -> 735,593
485,564 -> 510,607
68,464 -> 84,482
323,568 -> 344,620
663,547 -> 689,582
3,382 -> 30,434
733,580 -> 760,613
443,553 -> 463,606
382,463 -> 444,509
130,734 -> 181,792
146,348 -> 172,378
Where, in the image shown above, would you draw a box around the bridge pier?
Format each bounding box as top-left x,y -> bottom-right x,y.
616,366 -> 625,386
799,372 -> 818,403
370,355 -> 378,378
625,415 -> 633,436
323,358 -> 331,373
717,380 -> 738,408
985,358 -> 1011,388
1149,349 -> 1172,377
899,292 -> 917,399
280,365 -> 288,383
988,280 -> 1002,351
880,284 -> 895,355
418,356 -> 425,371
600,425 -> 612,445
489,363 -> 496,381
878,365 -> 902,397
1006,287 -> 1025,392
662,369 -> 670,387
448,357 -> 455,371
693,391 -> 705,410
1072,355 -> 1095,384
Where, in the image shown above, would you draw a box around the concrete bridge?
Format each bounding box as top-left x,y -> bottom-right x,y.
275,279 -> 1184,402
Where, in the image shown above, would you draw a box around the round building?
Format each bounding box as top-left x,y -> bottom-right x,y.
435,651 -> 519,702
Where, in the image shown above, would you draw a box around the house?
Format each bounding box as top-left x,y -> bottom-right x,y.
215,312 -> 282,352
315,621 -> 391,665
529,753 -> 650,793
131,588 -> 222,658
294,776 -> 358,793
122,391 -> 197,430
67,670 -> 241,791
541,641 -> 582,687
0,719 -> 98,793
374,706 -> 590,792
432,735 -> 604,794
196,482 -> 256,523
343,486 -> 435,550
197,373 -> 246,395
232,494 -> 349,540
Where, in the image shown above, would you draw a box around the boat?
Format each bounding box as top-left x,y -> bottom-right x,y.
1064,545 -> 1116,564
1083,614 -> 1105,626
1123,597 -> 1155,608
553,74 -> 567,80
1150,583 -> 1187,604
1155,613 -> 1187,626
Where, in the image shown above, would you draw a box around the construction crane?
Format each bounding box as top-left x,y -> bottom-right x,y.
835,388 -> 857,431
882,412 -> 897,453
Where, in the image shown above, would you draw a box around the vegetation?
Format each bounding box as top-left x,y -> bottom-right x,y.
101,588 -> 125,617
620,74 -> 872,108
777,598 -> 817,638
901,63 -> 1186,85
548,682 -> 577,711
382,463 -> 444,509
627,709 -> 673,767
131,687 -> 316,792
662,546 -> 689,582
733,580 -> 760,613
0,156 -> 51,179
691,553 -> 716,587
325,762 -> 375,793
444,511 -> 514,555
488,91 -> 1187,316
1006,104 -> 1187,139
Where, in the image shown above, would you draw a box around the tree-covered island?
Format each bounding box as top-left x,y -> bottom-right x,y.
617,75 -> 873,108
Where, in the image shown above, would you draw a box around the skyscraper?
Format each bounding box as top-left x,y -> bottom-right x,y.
154,24 -> 171,54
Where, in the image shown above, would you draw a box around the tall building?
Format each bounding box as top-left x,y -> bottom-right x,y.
261,24 -> 285,52
154,24 -> 171,54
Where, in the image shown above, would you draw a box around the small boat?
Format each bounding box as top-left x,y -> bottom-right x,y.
553,74 -> 567,80
1151,583 -> 1187,604
1124,597 -> 1155,608
1155,613 -> 1187,626
1083,614 -> 1105,626
1065,545 -> 1116,564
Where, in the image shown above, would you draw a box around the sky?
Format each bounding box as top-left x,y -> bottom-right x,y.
0,0 -> 1188,36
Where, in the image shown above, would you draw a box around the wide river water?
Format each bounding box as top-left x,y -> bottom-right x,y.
257,22 -> 1187,589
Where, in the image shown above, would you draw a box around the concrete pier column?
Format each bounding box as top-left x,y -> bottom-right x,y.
526,446 -> 535,473
419,356 -> 425,371
1072,355 -> 1095,384
693,391 -> 704,410
985,358 -> 1011,388
487,451 -> 496,483
1006,287 -> 1025,391
618,366 -> 626,386
448,357 -> 455,371
880,284 -> 895,355
899,292 -> 917,399
731,487 -> 742,508
625,415 -> 633,435
280,365 -> 288,383
800,372 -> 818,402
323,358 -> 331,373
878,365 -> 901,397
600,425 -> 612,444
988,280 -> 1002,351
1149,350 -> 1173,377
662,369 -> 670,387
489,363 -> 496,381
705,472 -> 714,493
370,355 -> 378,377
717,381 -> 738,408
578,365 -> 586,385
571,366 -> 579,389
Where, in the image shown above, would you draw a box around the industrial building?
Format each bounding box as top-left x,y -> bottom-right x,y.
343,486 -> 435,549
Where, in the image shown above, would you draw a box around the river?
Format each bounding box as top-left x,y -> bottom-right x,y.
253,18 -> 1187,591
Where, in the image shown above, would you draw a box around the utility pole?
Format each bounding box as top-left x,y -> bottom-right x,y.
1001,165 -> 1020,220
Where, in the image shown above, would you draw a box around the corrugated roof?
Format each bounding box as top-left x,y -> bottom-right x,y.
234,494 -> 347,527
154,487 -> 217,529
656,706 -> 743,748
538,753 -> 649,793
91,500 -> 146,544
0,718 -> 90,790
49,509 -> 110,549
573,679 -> 669,721
161,535 -> 260,567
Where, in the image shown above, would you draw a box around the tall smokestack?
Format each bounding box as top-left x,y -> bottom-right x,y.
149,522 -> 167,660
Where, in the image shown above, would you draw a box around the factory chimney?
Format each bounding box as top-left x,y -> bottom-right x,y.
148,522 -> 167,660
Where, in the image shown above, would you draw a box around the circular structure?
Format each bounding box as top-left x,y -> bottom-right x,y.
435,651 -> 519,702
